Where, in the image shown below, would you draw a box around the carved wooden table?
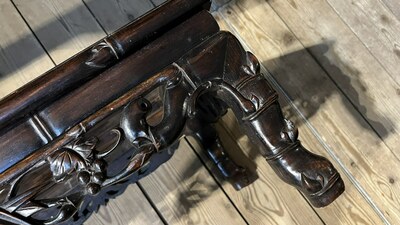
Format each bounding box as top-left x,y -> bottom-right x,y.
0,0 -> 344,224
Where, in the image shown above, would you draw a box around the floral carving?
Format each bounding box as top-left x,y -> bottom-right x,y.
48,137 -> 97,182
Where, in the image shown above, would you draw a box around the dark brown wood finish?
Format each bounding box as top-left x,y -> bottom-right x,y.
0,0 -> 209,133
0,3 -> 217,175
0,1 -> 344,224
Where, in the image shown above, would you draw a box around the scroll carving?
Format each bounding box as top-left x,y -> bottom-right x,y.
85,40 -> 119,68
0,126 -> 124,224
174,32 -> 344,207
0,30 -> 344,224
0,75 -> 192,224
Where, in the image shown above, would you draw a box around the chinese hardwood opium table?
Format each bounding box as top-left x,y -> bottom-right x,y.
0,1 -> 344,224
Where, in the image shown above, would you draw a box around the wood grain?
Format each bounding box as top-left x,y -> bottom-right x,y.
186,134 -> 324,225
83,0 -> 155,33
69,2 -> 244,224
0,0 -> 54,99
3,0 -> 396,224
151,0 -> 167,7
214,9 -> 383,225
217,109 -> 383,225
3,1 -> 165,224
380,0 -> 400,22
215,0 -> 398,223
139,141 -> 247,225
168,12 -> 326,225
85,2 -> 318,223
324,0 -> 400,86
13,0 -> 105,64
265,0 -> 400,158
85,185 -> 164,225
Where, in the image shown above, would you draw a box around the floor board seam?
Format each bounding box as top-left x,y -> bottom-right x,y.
184,137 -> 250,225
216,7 -> 390,225
10,0 -> 56,66
137,182 -> 169,225
81,0 -> 109,35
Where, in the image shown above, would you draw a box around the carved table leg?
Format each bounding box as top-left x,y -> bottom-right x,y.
187,95 -> 256,190
0,29 -> 346,224
178,31 -> 345,207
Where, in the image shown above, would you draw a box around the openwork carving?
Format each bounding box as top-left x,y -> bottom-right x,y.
0,30 -> 344,224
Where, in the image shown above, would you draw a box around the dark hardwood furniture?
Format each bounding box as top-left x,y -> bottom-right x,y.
0,1 -> 344,224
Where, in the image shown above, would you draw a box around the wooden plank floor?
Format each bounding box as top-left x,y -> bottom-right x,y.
1,0 -> 399,224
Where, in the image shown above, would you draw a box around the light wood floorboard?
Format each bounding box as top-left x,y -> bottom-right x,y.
13,0 -> 105,64
187,132 -> 324,225
216,0 -> 399,223
4,1 -> 163,224
325,0 -> 400,86
0,0 -> 54,98
139,141 -> 247,225
83,0 -> 155,33
85,184 -> 164,225
380,0 -> 400,22
265,0 -> 400,157
2,0 -> 400,224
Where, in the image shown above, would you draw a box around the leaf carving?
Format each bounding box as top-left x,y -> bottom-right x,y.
16,201 -> 46,217
65,137 -> 97,160
283,119 -> 298,142
49,150 -> 87,181
300,173 -> 323,193
49,137 -> 98,181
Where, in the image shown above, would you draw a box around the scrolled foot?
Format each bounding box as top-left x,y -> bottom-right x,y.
177,32 -> 344,206
267,141 -> 344,207
206,137 -> 257,190
186,92 -> 257,190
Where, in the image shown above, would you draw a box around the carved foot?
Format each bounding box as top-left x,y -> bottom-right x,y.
189,121 -> 255,190
188,95 -> 256,190
177,32 -> 345,206
267,141 -> 344,207
205,134 -> 256,190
